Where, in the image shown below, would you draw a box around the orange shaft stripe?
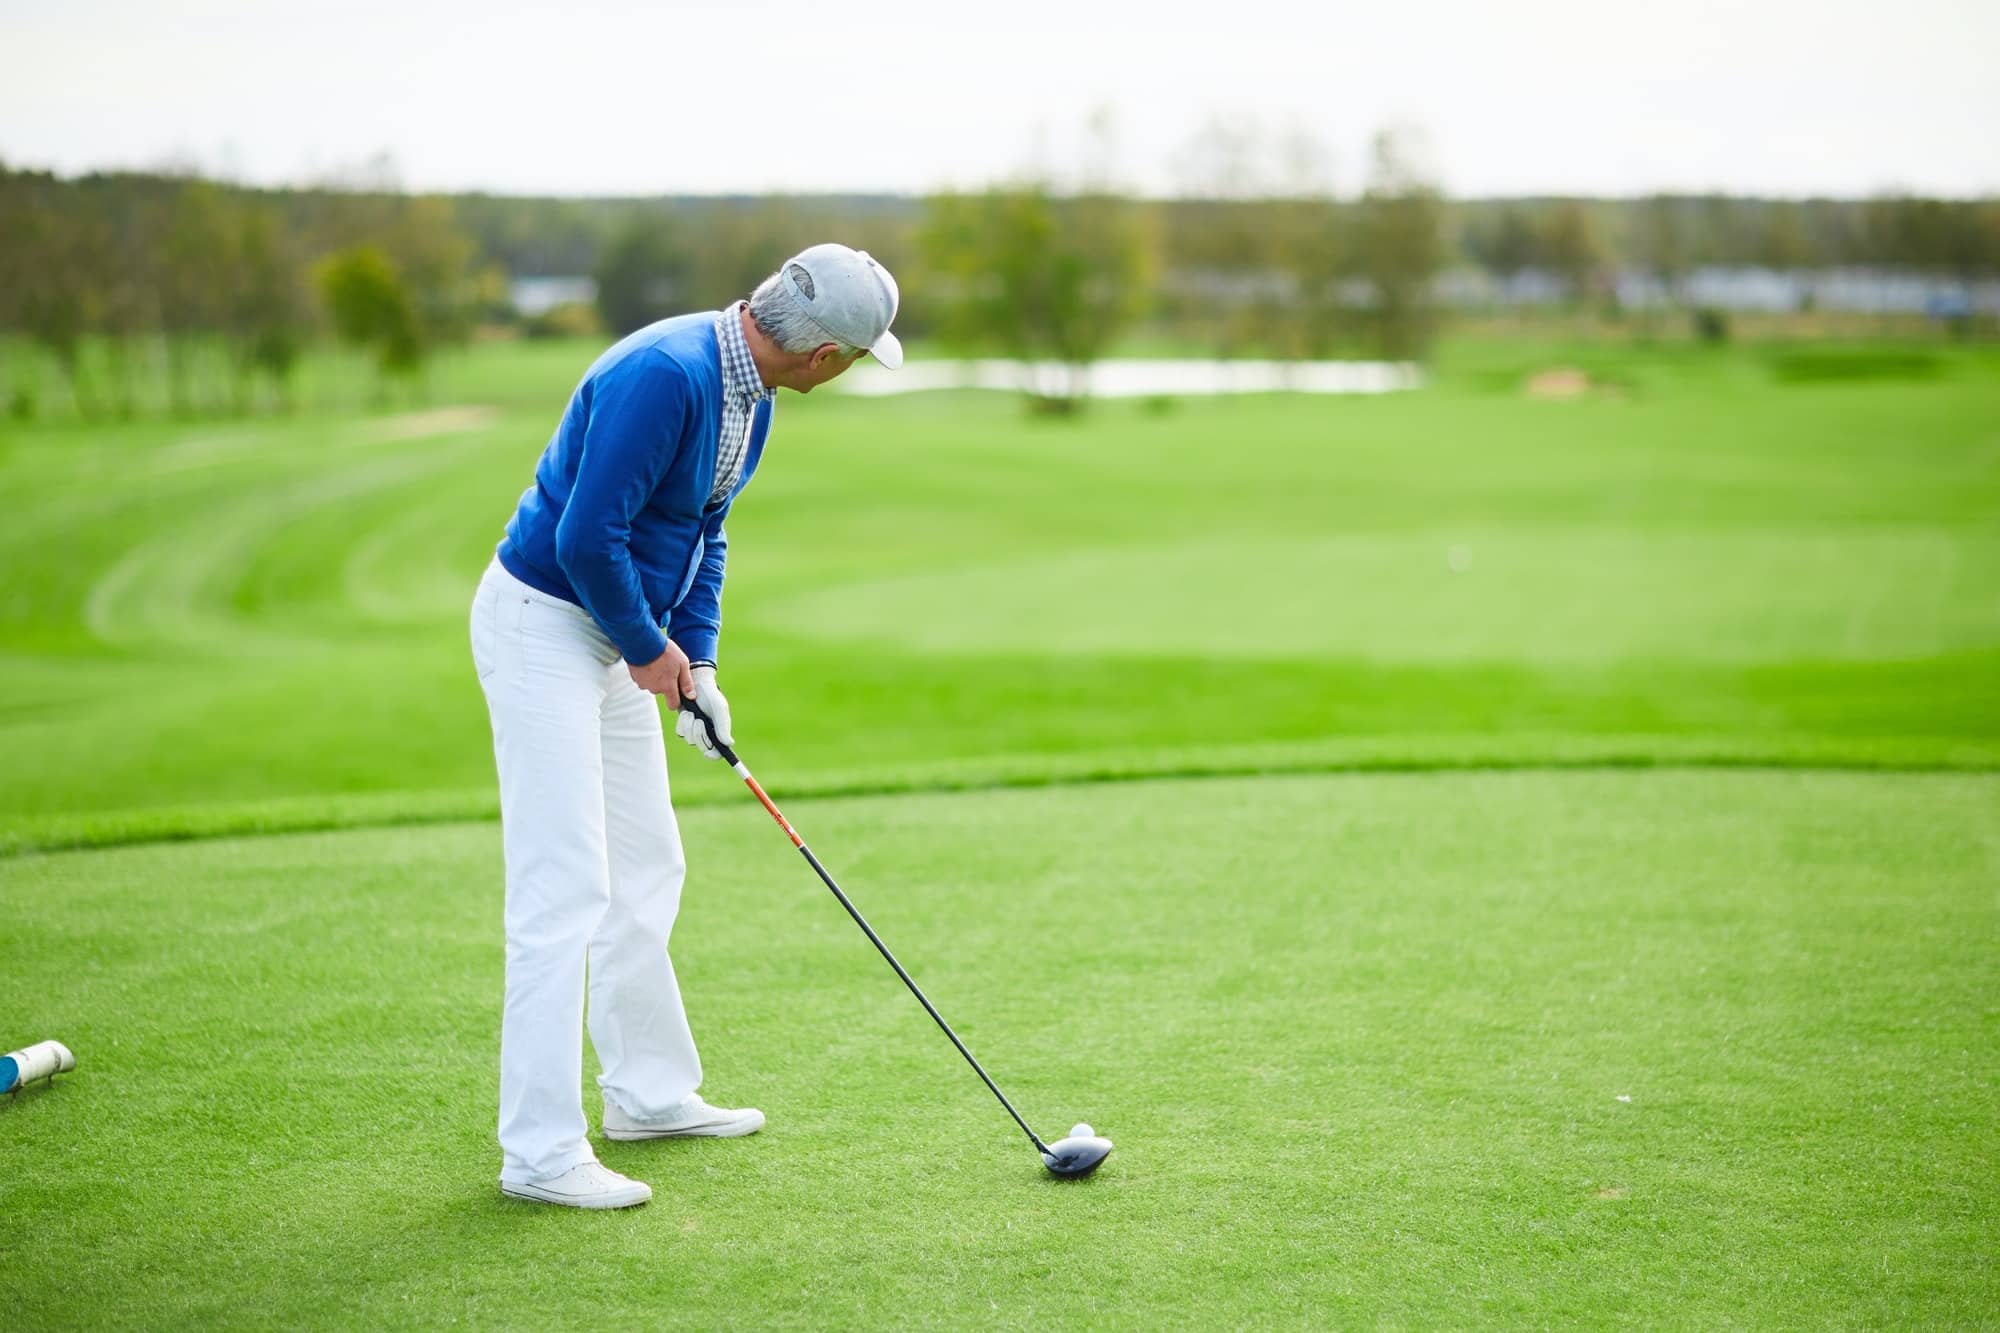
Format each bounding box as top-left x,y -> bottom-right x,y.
741,773 -> 803,848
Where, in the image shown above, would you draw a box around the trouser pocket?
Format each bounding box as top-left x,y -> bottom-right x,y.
470,564 -> 520,683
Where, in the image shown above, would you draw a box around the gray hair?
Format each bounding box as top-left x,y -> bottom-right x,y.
747,267 -> 857,356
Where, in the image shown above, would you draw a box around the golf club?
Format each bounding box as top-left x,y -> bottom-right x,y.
676,694 -> 1113,1179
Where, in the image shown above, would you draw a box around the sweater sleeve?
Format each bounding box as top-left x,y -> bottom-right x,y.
670,502 -> 729,664
552,356 -> 686,665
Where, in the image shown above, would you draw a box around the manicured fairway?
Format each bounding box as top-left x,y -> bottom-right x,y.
2,340 -> 1998,852
2,770 -> 1994,1327
3,337 -> 1995,1324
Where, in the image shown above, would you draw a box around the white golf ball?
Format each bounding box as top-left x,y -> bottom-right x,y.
1070,1122 -> 1094,1139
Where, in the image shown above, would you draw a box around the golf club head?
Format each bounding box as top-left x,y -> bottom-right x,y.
1040,1132 -> 1114,1178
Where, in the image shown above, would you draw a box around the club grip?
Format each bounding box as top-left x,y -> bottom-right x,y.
676,692 -> 739,766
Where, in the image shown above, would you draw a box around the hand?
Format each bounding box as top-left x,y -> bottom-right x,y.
673,664 -> 733,760
628,641 -> 695,701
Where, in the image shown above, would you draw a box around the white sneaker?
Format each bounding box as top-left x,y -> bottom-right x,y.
500,1161 -> 652,1209
603,1095 -> 766,1140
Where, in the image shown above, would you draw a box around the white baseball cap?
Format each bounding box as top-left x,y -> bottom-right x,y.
776,243 -> 903,368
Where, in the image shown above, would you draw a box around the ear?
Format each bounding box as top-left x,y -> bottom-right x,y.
807,342 -> 842,370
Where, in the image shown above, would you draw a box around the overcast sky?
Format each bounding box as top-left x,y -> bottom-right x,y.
3,0 -> 1995,198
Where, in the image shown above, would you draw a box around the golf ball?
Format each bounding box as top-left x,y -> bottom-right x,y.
1070,1122 -> 1094,1139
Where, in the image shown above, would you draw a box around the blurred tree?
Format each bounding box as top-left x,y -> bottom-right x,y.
7,160 -> 1999,424
1892,197 -> 1997,280
1171,113 -> 1271,201
1758,201 -> 1813,271
1161,197 -> 1274,355
317,246 -> 422,394
690,198 -> 807,307
1759,202 -> 1815,312
1166,114 -> 1344,356
80,177 -> 159,419
452,193 -> 611,276
1268,126 -> 1348,357
1274,194 -> 1347,356
1166,118 -> 1249,353
469,262 -> 515,328
595,217 -> 693,335
1635,195 -> 1689,308
16,201 -> 96,415
1355,130 -> 1445,360
231,206 -> 309,409
1464,206 -> 1542,283
920,184 -> 1154,410
1541,201 -> 1606,310
159,181 -> 236,413
0,173 -> 57,417
378,196 -> 482,351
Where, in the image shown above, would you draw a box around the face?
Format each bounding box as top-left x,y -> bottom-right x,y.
790,343 -> 868,393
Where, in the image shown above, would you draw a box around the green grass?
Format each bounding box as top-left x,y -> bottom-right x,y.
2,336 -> 1996,1324
1,337 -> 1997,850
2,771 -> 1994,1326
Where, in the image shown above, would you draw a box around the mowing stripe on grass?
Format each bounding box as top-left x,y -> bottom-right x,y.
6,741 -> 1997,859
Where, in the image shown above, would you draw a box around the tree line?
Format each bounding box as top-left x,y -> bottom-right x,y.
2,156 -> 1994,421
0,166 -> 500,418
1458,194 -> 2000,302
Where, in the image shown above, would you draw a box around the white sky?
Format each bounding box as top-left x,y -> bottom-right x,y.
2,0 -> 1996,198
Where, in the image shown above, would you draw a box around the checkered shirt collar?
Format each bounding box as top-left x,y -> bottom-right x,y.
716,302 -> 772,405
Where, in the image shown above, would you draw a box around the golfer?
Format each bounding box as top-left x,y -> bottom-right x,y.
468,244 -> 902,1208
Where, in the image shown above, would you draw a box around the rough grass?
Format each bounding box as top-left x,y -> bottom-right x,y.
2,771 -> 1994,1328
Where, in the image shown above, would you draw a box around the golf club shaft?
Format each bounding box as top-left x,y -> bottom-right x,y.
676,696 -> 1050,1155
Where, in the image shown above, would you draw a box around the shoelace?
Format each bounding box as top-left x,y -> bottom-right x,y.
566,1163 -> 627,1190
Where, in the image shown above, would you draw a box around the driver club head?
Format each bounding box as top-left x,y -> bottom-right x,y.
1040,1123 -> 1114,1178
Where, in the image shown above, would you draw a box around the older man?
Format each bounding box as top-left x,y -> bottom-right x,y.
469,244 -> 902,1208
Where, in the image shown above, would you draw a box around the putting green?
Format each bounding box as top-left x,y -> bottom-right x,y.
3,769 -> 1993,1326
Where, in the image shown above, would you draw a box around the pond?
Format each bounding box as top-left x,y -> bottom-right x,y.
837,358 -> 1423,397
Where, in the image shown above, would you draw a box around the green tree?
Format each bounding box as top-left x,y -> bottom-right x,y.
1759,202 -> 1815,313
231,206 -> 308,409
159,182 -> 237,413
1167,116 -> 1343,357
1634,195 -> 1689,310
1542,201 -> 1606,310
688,198 -> 807,308
377,196 -> 481,351
1273,195 -> 1347,356
595,217 -> 692,335
317,246 -> 422,393
18,204 -> 96,415
1465,206 -> 1542,282
920,185 -> 1153,410
1759,201 -> 1814,271
1355,131 -> 1446,360
0,172 -> 55,417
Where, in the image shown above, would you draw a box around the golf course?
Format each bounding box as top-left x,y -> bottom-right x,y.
2,337 -> 1996,1326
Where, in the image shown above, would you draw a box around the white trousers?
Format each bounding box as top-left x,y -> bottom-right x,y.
470,557 -> 702,1184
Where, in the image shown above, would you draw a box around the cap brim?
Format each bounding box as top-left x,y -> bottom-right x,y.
868,328 -> 904,370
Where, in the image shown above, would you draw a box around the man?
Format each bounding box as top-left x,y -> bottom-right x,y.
468,244 -> 902,1209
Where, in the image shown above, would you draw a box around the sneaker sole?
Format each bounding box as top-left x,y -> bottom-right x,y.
603,1111 -> 766,1141
500,1181 -> 651,1209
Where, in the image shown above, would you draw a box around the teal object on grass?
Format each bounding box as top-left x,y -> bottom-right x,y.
0,1055 -> 17,1093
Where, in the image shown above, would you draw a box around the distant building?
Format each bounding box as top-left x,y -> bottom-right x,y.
510,276 -> 597,317
1444,267 -> 2000,315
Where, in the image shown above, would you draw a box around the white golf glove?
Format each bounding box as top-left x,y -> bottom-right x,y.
674,664 -> 733,760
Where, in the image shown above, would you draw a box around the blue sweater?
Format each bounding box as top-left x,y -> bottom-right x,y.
497,312 -> 773,665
